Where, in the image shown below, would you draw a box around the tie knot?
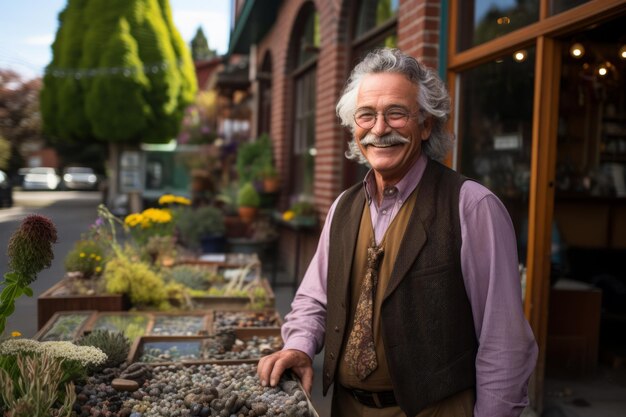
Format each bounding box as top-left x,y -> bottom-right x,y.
367,244 -> 384,270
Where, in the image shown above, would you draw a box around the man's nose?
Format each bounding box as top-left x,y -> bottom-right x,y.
371,114 -> 391,136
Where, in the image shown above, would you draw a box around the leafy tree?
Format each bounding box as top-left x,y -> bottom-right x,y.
190,27 -> 216,61
0,69 -> 42,172
40,0 -> 197,145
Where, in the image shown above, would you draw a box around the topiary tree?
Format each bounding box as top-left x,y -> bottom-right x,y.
40,0 -> 197,203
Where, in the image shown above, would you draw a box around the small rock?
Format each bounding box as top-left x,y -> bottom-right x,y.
111,378 -> 139,392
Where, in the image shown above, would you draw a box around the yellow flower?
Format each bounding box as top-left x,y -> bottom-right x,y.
90,253 -> 96,258
282,210 -> 295,221
79,252 -> 86,258
11,331 -> 21,337
158,194 -> 175,205
124,213 -> 144,228
174,196 -> 191,205
95,256 -> 102,261
95,266 -> 102,273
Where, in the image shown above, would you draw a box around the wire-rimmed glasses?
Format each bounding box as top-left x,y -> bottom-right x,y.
353,107 -> 419,130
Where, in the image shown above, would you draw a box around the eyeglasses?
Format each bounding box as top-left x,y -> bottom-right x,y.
353,108 -> 419,130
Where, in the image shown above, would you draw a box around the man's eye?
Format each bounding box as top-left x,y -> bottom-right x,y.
356,113 -> 375,121
386,111 -> 407,120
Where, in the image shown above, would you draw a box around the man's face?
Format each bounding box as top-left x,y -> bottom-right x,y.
354,73 -> 431,182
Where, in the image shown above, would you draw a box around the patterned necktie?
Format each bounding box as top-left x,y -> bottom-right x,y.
345,240 -> 384,380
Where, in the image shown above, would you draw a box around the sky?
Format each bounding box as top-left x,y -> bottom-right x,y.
0,0 -> 232,80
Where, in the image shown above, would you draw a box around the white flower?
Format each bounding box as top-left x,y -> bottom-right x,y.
0,338 -> 107,367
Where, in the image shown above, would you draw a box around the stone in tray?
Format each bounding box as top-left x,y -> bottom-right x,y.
137,331 -> 283,363
214,310 -> 281,330
150,315 -> 207,336
74,362 -> 318,417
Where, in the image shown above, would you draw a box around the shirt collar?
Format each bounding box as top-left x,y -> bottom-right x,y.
362,153 -> 429,204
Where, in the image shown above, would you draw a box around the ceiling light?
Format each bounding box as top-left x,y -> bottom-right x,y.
597,63 -> 609,77
569,43 -> 585,58
619,45 -> 626,60
513,50 -> 527,62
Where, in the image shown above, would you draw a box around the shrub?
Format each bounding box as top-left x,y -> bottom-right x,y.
77,330 -> 130,370
103,257 -> 169,309
173,205 -> 225,249
237,182 -> 260,208
64,239 -> 106,278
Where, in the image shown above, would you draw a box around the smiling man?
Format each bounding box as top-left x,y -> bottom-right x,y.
258,48 -> 537,417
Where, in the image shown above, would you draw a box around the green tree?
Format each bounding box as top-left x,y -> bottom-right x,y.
40,0 -> 197,145
190,27 -> 216,61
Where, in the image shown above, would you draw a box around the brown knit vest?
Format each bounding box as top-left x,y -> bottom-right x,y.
323,159 -> 477,416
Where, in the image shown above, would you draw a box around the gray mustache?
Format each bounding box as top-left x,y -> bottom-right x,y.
360,132 -> 410,147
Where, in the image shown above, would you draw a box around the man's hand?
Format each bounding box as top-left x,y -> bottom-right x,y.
257,349 -> 314,395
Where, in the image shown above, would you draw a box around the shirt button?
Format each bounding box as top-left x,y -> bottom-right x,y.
382,209 -> 387,215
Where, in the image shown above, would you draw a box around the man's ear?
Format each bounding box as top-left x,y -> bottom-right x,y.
420,117 -> 433,140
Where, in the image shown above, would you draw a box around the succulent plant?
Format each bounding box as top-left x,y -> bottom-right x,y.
77,329 -> 130,370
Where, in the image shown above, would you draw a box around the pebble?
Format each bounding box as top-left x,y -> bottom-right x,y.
112,379 -> 140,392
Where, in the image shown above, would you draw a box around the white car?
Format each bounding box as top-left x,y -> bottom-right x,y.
22,167 -> 61,191
62,167 -> 99,190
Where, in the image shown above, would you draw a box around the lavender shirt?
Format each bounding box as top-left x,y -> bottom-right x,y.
281,154 -> 538,417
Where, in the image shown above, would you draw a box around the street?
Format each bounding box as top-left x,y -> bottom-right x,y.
0,190 -> 102,337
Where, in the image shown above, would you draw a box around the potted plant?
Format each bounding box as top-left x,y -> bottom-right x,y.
173,205 -> 226,253
261,162 -> 280,193
237,182 -> 261,223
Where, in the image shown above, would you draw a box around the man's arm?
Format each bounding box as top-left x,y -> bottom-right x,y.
257,196 -> 342,392
460,181 -> 538,417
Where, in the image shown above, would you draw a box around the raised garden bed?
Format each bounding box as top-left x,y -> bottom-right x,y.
190,277 -> 276,310
37,277 -> 130,329
149,312 -> 211,336
34,311 -> 95,342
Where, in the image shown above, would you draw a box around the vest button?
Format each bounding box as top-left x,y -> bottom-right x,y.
330,352 -> 335,359
325,371 -> 330,378
334,325 -> 339,332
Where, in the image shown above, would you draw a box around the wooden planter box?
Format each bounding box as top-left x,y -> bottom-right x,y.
128,327 -> 283,365
190,278 -> 275,310
37,278 -> 130,329
34,311 -> 96,342
148,312 -> 212,336
83,311 -> 153,340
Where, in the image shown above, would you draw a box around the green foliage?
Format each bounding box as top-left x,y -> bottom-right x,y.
103,257 -> 169,309
64,239 -> 106,278
163,264 -> 212,290
1,215 -> 58,336
235,134 -> 274,183
173,205 -> 225,249
237,182 -> 261,208
0,136 -> 10,170
77,330 -> 130,370
41,0 -> 197,144
0,352 -> 76,416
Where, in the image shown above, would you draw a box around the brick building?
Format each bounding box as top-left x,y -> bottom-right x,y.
228,0 -> 626,412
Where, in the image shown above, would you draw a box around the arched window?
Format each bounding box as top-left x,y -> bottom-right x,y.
290,2 -> 320,199
258,52 -> 272,136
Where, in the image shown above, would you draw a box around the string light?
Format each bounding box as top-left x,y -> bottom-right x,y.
569,43 -> 585,58
44,59 -> 185,79
513,50 -> 527,62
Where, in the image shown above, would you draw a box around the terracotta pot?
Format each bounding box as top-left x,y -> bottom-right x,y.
238,206 -> 258,223
263,177 -> 280,193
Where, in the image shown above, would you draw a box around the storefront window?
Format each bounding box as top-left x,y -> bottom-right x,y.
549,0 -> 590,15
457,0 -> 539,52
457,48 -> 535,267
291,3 -> 319,198
354,0 -> 399,38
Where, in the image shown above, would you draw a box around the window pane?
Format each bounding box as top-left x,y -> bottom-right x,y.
297,11 -> 320,66
293,69 -> 316,197
457,48 -> 535,276
457,0 -> 539,52
549,0 -> 590,15
355,0 -> 399,39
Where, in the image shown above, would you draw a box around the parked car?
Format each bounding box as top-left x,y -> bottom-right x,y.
0,169 -> 13,207
22,167 -> 61,191
62,166 -> 99,190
